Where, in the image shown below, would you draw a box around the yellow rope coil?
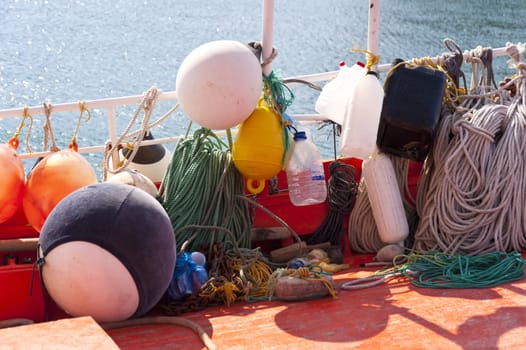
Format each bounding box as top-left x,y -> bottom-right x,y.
199,276 -> 241,307
349,48 -> 380,72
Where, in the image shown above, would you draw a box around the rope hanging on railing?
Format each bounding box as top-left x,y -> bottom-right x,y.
261,70 -> 295,166
346,41 -> 526,257
8,106 -> 33,153
102,87 -> 159,180
42,103 -> 60,152
102,86 -> 181,181
68,101 -> 91,152
413,45 -> 526,255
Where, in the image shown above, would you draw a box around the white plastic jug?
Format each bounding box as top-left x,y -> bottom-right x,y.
315,61 -> 365,125
339,70 -> 384,160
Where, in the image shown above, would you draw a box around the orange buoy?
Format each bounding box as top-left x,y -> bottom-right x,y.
23,150 -> 98,232
0,143 -> 25,224
232,104 -> 285,194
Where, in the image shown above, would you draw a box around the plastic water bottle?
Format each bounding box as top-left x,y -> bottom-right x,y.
315,61 -> 365,125
339,70 -> 385,160
286,131 -> 327,206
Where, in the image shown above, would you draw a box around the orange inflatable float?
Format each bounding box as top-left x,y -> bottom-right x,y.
23,149 -> 98,232
0,140 -> 25,224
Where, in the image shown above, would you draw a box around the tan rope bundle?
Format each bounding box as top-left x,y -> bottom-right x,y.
413,70 -> 526,255
347,42 -> 525,256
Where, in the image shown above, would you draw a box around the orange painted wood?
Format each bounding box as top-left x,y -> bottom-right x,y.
0,316 -> 120,349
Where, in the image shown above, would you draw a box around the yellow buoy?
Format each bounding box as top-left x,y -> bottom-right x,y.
232,104 -> 285,194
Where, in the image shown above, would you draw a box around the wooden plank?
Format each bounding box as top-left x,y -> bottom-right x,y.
0,316 -> 119,349
0,238 -> 38,252
250,226 -> 291,241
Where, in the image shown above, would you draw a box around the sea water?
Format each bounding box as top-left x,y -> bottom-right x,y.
0,0 -> 524,175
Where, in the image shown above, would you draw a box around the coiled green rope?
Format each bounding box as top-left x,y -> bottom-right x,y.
397,250 -> 525,288
159,128 -> 251,253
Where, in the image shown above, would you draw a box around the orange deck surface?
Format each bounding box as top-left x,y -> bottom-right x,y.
106,263 -> 526,350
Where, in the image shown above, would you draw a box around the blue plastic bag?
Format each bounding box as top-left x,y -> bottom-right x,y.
165,252 -> 209,300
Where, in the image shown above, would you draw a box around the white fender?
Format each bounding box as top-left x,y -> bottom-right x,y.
362,152 -> 409,244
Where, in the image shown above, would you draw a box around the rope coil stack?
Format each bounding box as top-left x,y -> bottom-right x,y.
159,128 -> 252,253
348,41 -> 526,256
413,43 -> 526,255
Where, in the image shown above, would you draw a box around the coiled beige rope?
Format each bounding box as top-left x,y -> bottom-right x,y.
413,72 -> 526,255
348,43 -> 525,256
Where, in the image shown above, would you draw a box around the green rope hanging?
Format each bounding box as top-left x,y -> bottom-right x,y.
159,128 -> 252,253
262,70 -> 295,167
262,70 -> 295,115
397,250 -> 525,289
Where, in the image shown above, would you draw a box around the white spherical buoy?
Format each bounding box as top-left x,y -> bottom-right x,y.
106,169 -> 158,197
176,40 -> 263,130
41,242 -> 140,322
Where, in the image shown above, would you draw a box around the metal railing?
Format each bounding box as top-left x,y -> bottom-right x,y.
0,45 -> 513,162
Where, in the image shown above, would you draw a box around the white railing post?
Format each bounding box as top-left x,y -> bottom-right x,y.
367,0 -> 381,71
261,0 -> 275,75
106,107 -> 120,169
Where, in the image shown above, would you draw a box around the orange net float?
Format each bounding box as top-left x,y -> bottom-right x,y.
23,148 -> 98,233
0,138 -> 25,224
